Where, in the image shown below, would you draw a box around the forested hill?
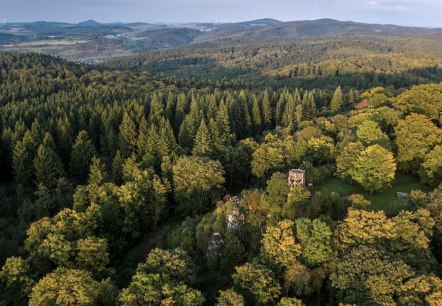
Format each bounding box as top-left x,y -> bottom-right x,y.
0,52 -> 442,305
2,18 -> 442,62
106,33 -> 442,90
135,28 -> 202,49
193,18 -> 442,42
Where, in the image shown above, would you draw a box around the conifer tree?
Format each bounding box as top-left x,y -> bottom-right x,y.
282,95 -> 296,128
34,183 -> 54,215
178,119 -> 193,150
13,132 -> 36,189
42,132 -> 56,151
88,156 -> 107,187
348,88 -> 360,106
112,150 -> 124,185
261,90 -> 272,129
149,93 -> 164,126
228,95 -> 242,139
239,91 -> 252,137
207,94 -> 218,121
143,126 -> 160,167
159,118 -> 178,156
13,120 -> 27,144
182,98 -> 202,143
136,116 -> 150,156
119,113 -> 137,157
275,94 -> 286,126
29,120 -> 43,146
165,92 -> 176,122
251,95 -> 262,134
208,118 -> 224,155
295,104 -> 303,124
302,92 -> 317,121
216,100 -> 233,143
174,93 -> 187,132
56,116 -> 73,165
69,131 -> 96,184
192,119 -> 213,157
87,113 -> 100,148
34,143 -> 65,190
330,86 -> 343,113
293,89 -> 302,106
309,92 -> 317,119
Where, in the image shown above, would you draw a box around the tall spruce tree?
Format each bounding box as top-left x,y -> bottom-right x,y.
330,86 -> 343,113
275,93 -> 286,126
207,94 -> 218,121
261,90 -> 272,130
56,116 -> 73,166
13,132 -> 36,190
165,92 -> 176,123
159,119 -> 178,156
174,93 -> 187,133
136,116 -> 150,157
88,156 -> 107,187
239,91 -> 252,138
216,99 -> 233,143
119,112 -> 137,157
149,94 -> 164,126
34,143 -> 65,190
192,119 -> 213,157
112,150 -> 124,185
282,95 -> 296,129
251,95 -> 262,134
228,95 -> 242,139
69,131 -> 96,184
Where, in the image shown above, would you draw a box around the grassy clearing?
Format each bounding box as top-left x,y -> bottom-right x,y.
318,173 -> 429,215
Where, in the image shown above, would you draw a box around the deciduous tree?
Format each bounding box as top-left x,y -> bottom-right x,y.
349,145 -> 396,192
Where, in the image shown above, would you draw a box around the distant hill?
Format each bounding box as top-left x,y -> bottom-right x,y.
25,21 -> 71,29
3,18 -> 442,61
0,33 -> 24,44
276,19 -> 442,37
238,18 -> 282,26
136,28 -> 202,49
77,20 -> 103,27
194,18 -> 442,43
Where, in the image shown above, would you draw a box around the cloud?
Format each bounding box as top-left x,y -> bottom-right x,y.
366,0 -> 411,12
394,5 -> 411,11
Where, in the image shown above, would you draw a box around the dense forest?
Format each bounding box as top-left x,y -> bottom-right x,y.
106,34 -> 442,90
0,44 -> 441,306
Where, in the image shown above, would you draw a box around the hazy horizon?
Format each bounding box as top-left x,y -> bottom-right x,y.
1,0 -> 442,28
3,17 -> 442,30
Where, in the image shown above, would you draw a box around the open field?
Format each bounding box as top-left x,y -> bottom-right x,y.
17,39 -> 89,46
318,173 -> 429,215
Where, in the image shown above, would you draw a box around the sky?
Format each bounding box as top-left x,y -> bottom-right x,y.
0,0 -> 441,27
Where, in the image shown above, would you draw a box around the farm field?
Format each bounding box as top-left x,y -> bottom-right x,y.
17,39 -> 89,46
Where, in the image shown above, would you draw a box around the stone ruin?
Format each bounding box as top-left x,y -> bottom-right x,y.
288,169 -> 306,189
207,196 -> 246,256
227,196 -> 246,231
207,232 -> 224,256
